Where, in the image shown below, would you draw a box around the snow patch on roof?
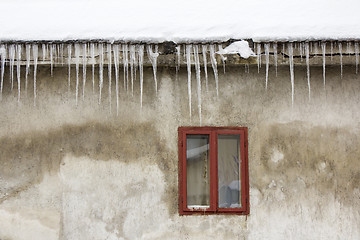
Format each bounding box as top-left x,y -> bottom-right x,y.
217,41 -> 255,58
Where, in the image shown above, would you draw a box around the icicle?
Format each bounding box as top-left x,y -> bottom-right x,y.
176,45 -> 181,74
134,46 -> 138,82
282,43 -> 285,61
82,43 -> 87,100
75,43 -> 80,105
209,44 -> 219,96
218,44 -> 226,74
202,45 -> 208,92
257,43 -> 261,73
107,43 -> 112,113
305,42 -> 311,101
60,44 -> 64,65
25,44 -> 31,94
9,44 -> 15,90
355,42 -> 359,74
322,42 -> 326,87
339,42 -> 343,79
122,44 -> 129,93
245,64 -> 249,73
183,44 -> 186,60
273,43 -> 278,76
288,43 -> 295,106
90,43 -> 95,93
113,44 -> 120,115
146,44 -> 159,93
314,41 -> 319,55
330,42 -> 334,61
138,45 -> 144,109
50,44 -> 54,76
67,44 -> 72,92
299,42 -> 303,61
33,44 -> 38,106
129,45 -> 136,96
193,45 -> 202,125
264,43 -> 270,89
42,44 -> 46,62
0,44 -> 6,100
186,45 -> 192,120
56,44 -> 60,64
346,41 -> 351,55
98,43 -> 104,104
16,44 -> 22,102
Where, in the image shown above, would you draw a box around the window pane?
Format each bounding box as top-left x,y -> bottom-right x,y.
218,134 -> 241,208
186,134 -> 210,209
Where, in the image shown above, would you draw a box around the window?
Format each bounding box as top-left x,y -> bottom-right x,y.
178,127 -> 249,215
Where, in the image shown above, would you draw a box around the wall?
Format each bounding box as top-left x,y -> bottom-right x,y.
0,62 -> 359,239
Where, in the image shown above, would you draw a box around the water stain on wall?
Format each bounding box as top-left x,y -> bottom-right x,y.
252,122 -> 360,209
0,121 -> 178,214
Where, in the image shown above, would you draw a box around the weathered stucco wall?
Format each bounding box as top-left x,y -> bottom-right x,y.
0,63 -> 360,239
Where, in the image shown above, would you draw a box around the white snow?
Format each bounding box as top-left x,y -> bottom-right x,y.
1,0 -> 360,42
218,41 -> 255,59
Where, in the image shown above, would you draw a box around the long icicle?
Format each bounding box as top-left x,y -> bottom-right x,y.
16,44 -> 22,102
107,43 -> 112,114
50,44 -> 54,76
0,44 -> 6,101
264,43 -> 270,89
186,44 -> 192,121
355,41 -> 359,74
33,44 -> 38,106
339,42 -> 343,79
91,43 -> 95,93
75,43 -> 80,105
273,43 -> 278,77
113,44 -> 120,116
288,43 -> 295,106
209,44 -> 219,96
146,44 -> 159,94
305,42 -> 311,101
129,45 -> 135,96
322,42 -> 326,88
138,45 -> 144,109
176,45 -> 181,80
82,43 -> 87,100
9,44 -> 15,90
67,44 -> 72,92
25,44 -> 31,95
257,43 -> 261,73
98,43 -> 104,104
60,43 -> 64,65
193,45 -> 202,125
202,45 -> 208,92
42,44 -> 46,63
123,44 -> 129,93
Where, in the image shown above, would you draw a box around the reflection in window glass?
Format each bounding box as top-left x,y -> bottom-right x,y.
186,135 -> 210,209
218,134 -> 241,208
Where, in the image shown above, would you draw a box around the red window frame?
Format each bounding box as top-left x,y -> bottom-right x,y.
178,127 -> 249,215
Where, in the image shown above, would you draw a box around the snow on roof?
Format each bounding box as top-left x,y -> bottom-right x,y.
1,0 -> 360,42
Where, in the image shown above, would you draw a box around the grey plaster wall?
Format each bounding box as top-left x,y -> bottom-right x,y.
0,63 -> 359,239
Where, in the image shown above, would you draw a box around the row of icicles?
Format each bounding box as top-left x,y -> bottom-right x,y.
0,43 -> 222,123
0,41 -> 359,124
257,41 -> 360,106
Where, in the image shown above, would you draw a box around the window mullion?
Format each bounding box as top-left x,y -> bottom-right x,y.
210,131 -> 218,212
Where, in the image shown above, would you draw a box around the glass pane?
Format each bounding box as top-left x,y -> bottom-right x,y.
186,134 -> 210,209
218,134 -> 241,208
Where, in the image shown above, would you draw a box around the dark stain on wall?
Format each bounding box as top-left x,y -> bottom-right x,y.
0,121 -> 178,215
253,122 -> 360,208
